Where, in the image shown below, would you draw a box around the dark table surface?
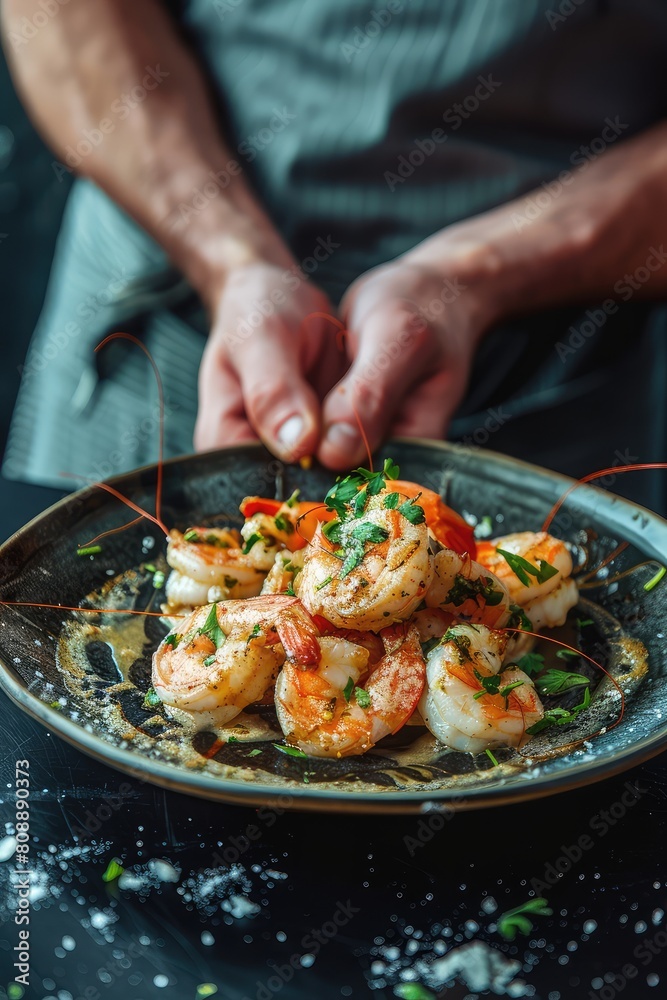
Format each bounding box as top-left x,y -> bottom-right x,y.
1,484 -> 667,1000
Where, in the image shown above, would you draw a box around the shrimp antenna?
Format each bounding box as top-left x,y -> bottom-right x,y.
0,600 -> 184,618
500,626 -> 625,733
543,463 -> 667,532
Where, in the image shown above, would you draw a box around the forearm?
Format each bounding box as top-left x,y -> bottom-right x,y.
2,0 -> 293,308
410,120 -> 667,327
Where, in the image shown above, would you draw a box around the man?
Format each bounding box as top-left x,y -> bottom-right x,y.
3,0 -> 666,511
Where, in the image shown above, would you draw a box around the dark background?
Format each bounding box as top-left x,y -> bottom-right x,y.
2,48 -> 667,1000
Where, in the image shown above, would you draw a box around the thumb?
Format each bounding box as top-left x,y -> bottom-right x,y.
317,302 -> 436,468
227,319 -> 322,463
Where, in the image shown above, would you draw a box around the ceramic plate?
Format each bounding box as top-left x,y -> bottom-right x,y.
1,440 -> 666,813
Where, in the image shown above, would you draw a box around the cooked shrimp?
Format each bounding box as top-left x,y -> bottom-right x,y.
240,494 -> 334,550
275,621 -> 425,758
165,527 -> 266,612
296,491 -> 434,631
425,549 -> 511,628
419,622 -> 544,752
152,595 -> 319,727
261,549 -> 305,596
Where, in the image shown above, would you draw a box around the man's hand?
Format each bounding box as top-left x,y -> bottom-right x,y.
195,263 -> 343,462
317,258 -> 493,469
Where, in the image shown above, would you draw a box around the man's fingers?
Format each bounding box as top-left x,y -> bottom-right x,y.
194,350 -> 257,451
227,320 -> 322,462
317,302 -> 436,469
389,368 -> 466,439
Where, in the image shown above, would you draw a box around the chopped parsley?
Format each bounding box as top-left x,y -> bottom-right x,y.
164,633 -> 181,649
340,521 -> 389,578
242,532 -> 264,554
485,748 -> 499,767
247,748 -> 263,757
397,494 -> 426,525
514,652 -> 545,676
183,529 -> 199,542
77,545 -> 102,556
536,669 -> 590,696
198,603 -> 226,648
102,859 -> 124,883
285,582 -> 296,596
142,687 -> 161,710
526,686 -> 591,735
203,654 -> 216,667
644,565 -> 666,592
497,898 -> 552,941
315,575 -> 333,591
354,686 -> 371,709
576,617 -> 594,628
507,604 -> 533,631
152,569 -> 165,590
556,648 -> 580,660
285,489 -> 300,508
343,676 -> 355,702
445,574 -> 504,608
249,623 -> 261,638
473,672 -> 524,704
443,627 -> 472,662
383,492 -> 400,509
272,743 -> 308,758
324,458 -> 400,518
274,513 -> 294,535
497,548 -> 559,587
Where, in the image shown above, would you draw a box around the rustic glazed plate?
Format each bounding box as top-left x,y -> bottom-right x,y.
1,440 -> 666,813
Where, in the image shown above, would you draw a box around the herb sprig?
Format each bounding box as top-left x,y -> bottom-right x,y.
497,548 -> 559,587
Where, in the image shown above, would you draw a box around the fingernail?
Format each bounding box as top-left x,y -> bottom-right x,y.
277,414 -> 305,452
324,422 -> 359,453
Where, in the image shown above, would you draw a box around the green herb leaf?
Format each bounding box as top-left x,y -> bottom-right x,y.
526,686 -> 591,735
285,489 -> 300,508
152,569 -> 165,589
249,623 -> 261,638
77,545 -> 102,556
247,748 -> 263,757
644,565 -> 666,592
499,680 -> 525,700
397,494 -> 426,525
142,687 -> 162,710
444,574 -> 504,608
274,513 -> 294,535
272,743 -> 308,758
497,898 -> 553,941
144,563 -> 156,573
285,582 -> 296,596
556,648 -> 580,660
497,548 -> 560,587
242,532 -> 264,554
383,492 -> 400,509
203,654 -> 216,667
184,529 -> 199,542
485,748 -> 499,767
164,633 -> 181,649
316,575 -> 333,591
473,669 -> 501,699
354,686 -> 371,709
102,858 -> 124,883
198,603 -> 226,648
515,652 -> 545,676
343,676 -> 354,702
576,617 -> 594,628
507,604 -> 533,631
537,669 -> 590,696
393,985 -> 436,1000
196,985 -> 219,999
